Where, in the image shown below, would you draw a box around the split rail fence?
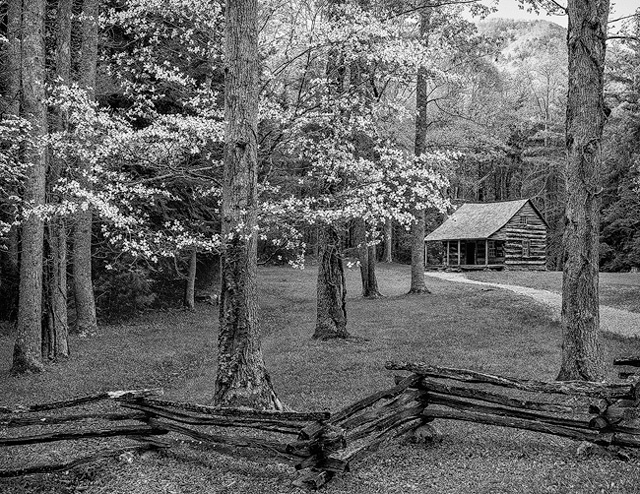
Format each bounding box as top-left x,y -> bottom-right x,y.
2,357 -> 640,489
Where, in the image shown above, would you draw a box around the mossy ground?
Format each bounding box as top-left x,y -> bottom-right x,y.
2,264 -> 640,493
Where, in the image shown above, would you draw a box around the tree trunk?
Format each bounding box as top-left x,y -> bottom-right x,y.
214,0 -> 282,410
12,0 -> 47,374
408,8 -> 431,295
4,0 -> 21,114
195,253 -> 220,295
314,225 -> 348,339
3,226 -> 20,321
367,244 -> 380,295
409,209 -> 429,294
557,0 -> 609,381
184,249 -> 196,309
43,220 -> 69,360
314,1 -> 348,337
383,219 -> 393,263
355,219 -> 382,298
72,0 -> 98,335
43,0 -> 73,361
1,0 -> 22,322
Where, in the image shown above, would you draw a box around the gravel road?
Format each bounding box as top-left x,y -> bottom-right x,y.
426,271 -> 640,339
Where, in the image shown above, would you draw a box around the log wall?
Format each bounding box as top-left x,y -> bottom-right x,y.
493,202 -> 547,270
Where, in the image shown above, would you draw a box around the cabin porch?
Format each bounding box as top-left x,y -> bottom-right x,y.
427,239 -> 506,267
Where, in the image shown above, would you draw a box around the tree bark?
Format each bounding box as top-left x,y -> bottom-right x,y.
72,0 -> 99,335
557,0 -> 609,381
355,219 -> 382,298
12,0 -> 47,374
408,8 -> 431,295
314,1 -> 349,337
409,209 -> 429,294
383,219 -> 393,263
4,0 -> 21,114
214,0 -> 282,410
314,225 -> 348,339
43,0 -> 73,361
43,221 -> 69,360
1,0 -> 22,322
367,244 -> 380,294
184,249 -> 196,309
4,0 -> 21,116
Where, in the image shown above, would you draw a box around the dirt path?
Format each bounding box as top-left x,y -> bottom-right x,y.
426,271 -> 640,339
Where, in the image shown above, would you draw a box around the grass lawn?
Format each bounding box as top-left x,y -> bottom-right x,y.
2,263 -> 640,493
464,271 -> 640,313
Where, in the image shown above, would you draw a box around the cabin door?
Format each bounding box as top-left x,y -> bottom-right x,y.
466,242 -> 476,265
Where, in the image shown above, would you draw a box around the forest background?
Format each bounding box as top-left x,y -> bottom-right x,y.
0,0 -> 638,330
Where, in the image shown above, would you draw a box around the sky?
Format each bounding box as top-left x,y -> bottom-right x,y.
465,0 -> 640,29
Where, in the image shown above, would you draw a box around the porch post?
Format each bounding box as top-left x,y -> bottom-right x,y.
457,240 -> 461,266
446,241 -> 449,265
485,239 -> 489,266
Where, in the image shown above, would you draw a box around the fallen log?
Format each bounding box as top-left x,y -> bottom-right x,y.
2,412 -> 147,429
133,398 -> 329,422
329,374 -> 422,425
146,417 -> 303,460
346,404 -> 424,443
423,392 -> 592,430
340,389 -> 423,431
417,378 -> 576,414
297,375 -> 422,442
340,417 -> 423,466
0,424 -> 167,447
122,402 -> 301,434
422,408 -> 640,448
590,398 -> 640,431
298,416 -> 423,489
0,389 -> 162,414
613,356 -> 640,367
386,361 -> 633,399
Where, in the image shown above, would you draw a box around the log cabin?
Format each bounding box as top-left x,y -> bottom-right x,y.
425,199 -> 547,270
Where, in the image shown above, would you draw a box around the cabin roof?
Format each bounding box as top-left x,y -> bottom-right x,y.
425,199 -> 544,241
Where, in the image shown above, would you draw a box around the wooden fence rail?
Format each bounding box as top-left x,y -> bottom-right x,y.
3,358 -> 640,489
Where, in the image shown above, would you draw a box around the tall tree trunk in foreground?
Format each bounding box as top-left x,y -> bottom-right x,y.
408,8 -> 431,295
184,249 -> 196,309
314,225 -> 348,339
314,2 -> 348,339
2,0 -> 22,321
349,52 -> 382,299
355,219 -> 382,298
73,0 -> 98,335
4,0 -> 21,117
383,219 -> 393,263
43,0 -> 72,360
12,0 -> 47,374
214,0 -> 282,409
557,0 -> 609,381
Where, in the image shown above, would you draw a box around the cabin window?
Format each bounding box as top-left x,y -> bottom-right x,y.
488,241 -> 496,259
519,215 -> 528,225
522,239 -> 531,257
